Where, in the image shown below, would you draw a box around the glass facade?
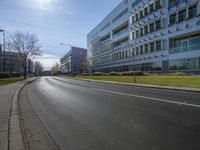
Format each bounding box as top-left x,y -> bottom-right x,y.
144,25 -> 148,34
155,20 -> 161,30
156,41 -> 162,51
145,44 -> 149,53
189,5 -> 197,19
155,0 -> 161,10
150,23 -> 154,32
149,3 -> 154,13
178,10 -> 186,23
169,13 -> 176,25
170,34 -> 200,54
169,57 -> 199,71
134,61 -> 162,72
150,42 -> 154,52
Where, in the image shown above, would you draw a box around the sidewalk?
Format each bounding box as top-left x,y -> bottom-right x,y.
0,82 -> 21,150
0,78 -> 37,150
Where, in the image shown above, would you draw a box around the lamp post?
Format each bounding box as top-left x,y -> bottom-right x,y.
0,29 -> 5,72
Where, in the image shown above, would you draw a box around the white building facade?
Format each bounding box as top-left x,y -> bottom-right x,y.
87,0 -> 200,73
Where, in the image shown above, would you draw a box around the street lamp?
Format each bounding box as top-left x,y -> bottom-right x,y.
0,29 -> 6,72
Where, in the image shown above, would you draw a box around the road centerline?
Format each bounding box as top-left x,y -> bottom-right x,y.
92,87 -> 200,108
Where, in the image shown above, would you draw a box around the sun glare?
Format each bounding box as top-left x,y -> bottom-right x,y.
38,0 -> 51,7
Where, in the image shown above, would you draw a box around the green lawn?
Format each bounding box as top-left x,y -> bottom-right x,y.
0,77 -> 24,85
76,75 -> 200,88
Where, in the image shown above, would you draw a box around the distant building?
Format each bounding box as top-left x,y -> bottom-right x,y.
88,0 -> 200,73
42,71 -> 51,76
28,59 -> 34,74
4,51 -> 22,73
61,46 -> 87,75
0,44 -> 2,72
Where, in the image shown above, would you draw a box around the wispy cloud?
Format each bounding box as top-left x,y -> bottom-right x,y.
13,0 -> 76,15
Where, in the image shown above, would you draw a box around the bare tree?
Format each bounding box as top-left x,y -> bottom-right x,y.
51,62 -> 60,75
34,61 -> 43,76
7,31 -> 41,78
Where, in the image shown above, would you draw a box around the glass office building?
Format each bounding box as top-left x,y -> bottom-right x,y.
87,0 -> 200,73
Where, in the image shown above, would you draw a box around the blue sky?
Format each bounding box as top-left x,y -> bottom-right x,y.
0,0 -> 120,58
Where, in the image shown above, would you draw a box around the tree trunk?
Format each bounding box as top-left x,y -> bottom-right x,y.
24,68 -> 27,79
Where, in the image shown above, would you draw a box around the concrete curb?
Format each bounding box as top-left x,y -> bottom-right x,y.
8,78 -> 38,150
72,77 -> 200,93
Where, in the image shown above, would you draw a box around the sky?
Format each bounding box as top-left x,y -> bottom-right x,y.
0,0 -> 121,70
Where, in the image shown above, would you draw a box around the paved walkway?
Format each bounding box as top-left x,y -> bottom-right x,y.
0,82 -> 21,150
0,78 -> 37,150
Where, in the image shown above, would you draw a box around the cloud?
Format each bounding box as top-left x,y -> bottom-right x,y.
14,0 -> 76,15
32,54 -> 60,71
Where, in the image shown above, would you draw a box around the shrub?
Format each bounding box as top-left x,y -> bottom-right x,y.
0,72 -> 21,78
77,73 -> 90,76
91,72 -> 105,76
172,72 -> 191,76
107,72 -> 122,76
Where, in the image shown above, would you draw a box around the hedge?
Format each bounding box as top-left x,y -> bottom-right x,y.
0,72 -> 21,78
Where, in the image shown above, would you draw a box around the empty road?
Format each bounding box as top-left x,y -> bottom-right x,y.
21,77 -> 200,150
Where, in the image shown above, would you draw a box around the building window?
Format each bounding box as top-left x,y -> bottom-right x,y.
190,35 -> 200,51
144,25 -> 148,34
135,13 -> 139,21
155,20 -> 161,30
119,52 -> 122,59
155,0 -> 161,10
144,7 -> 149,17
132,16 -> 135,23
140,10 -> 144,19
150,42 -> 154,52
140,28 -> 144,36
136,47 -> 139,55
132,48 -> 135,56
132,32 -> 135,39
187,58 -> 198,70
149,3 -> 154,13
177,0 -> 187,5
169,13 -> 176,25
140,45 -> 143,54
169,0 -> 176,9
112,8 -> 128,23
122,51 -> 125,59
178,10 -> 186,23
169,58 -> 187,70
150,23 -> 154,32
189,5 -> 197,19
145,44 -> 149,53
125,50 -> 128,58
156,40 -> 162,51
136,30 -> 139,38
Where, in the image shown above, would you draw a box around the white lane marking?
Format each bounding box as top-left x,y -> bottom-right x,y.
92,88 -> 200,108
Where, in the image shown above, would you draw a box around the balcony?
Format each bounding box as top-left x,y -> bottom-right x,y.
113,27 -> 129,39
113,40 -> 129,50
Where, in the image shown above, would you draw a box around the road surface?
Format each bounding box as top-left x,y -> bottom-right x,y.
22,77 -> 200,150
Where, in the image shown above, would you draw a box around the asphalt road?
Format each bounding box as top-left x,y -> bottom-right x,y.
24,77 -> 200,150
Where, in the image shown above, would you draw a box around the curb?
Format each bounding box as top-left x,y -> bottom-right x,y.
8,78 -> 38,150
72,77 -> 200,93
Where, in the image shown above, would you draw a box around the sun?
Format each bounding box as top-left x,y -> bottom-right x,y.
38,0 -> 51,7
